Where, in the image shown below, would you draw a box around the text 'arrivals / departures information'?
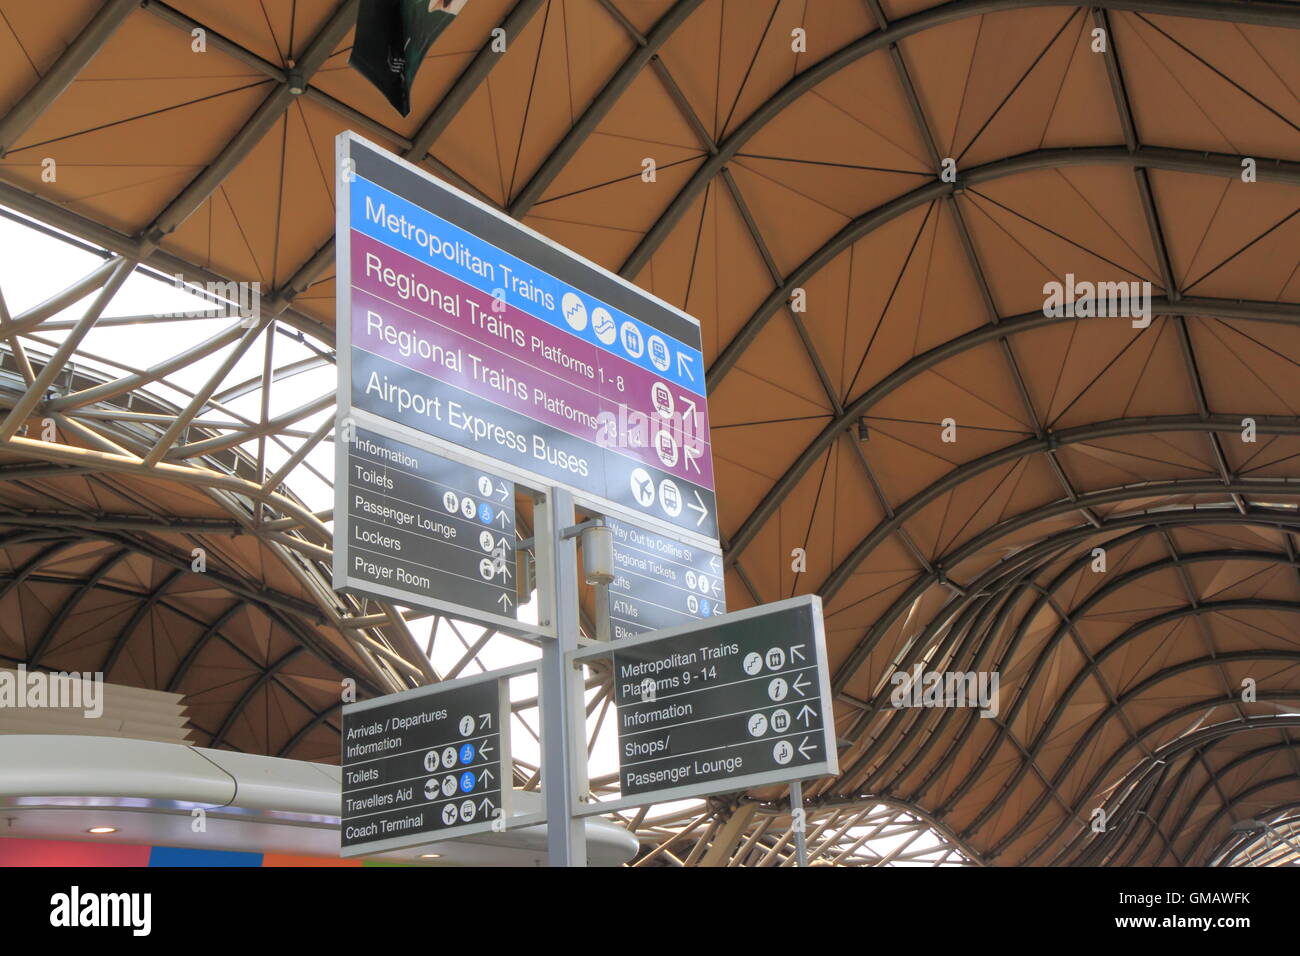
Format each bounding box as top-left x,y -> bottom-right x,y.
606,517 -> 725,640
336,426 -> 516,619
341,676 -> 510,856
610,597 -> 837,803
336,132 -> 718,544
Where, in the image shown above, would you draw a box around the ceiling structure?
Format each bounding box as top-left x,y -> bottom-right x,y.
0,0 -> 1298,866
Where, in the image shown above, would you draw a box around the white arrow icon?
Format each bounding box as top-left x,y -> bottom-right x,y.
479,797 -> 495,814
676,351 -> 696,381
479,767 -> 495,786
798,703 -> 817,726
496,509 -> 510,529
497,592 -> 513,612
712,605 -> 723,616
790,643 -> 807,663
496,481 -> 509,501
792,674 -> 811,696
479,713 -> 492,729
798,736 -> 816,760
709,556 -> 720,572
688,490 -> 709,527
478,738 -> 494,760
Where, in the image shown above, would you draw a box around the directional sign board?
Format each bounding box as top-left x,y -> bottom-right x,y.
606,517 -> 725,640
334,425 -> 520,624
574,595 -> 836,811
341,670 -> 511,856
336,131 -> 719,546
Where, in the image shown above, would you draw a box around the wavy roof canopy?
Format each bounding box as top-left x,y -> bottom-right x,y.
1,0 -> 1298,865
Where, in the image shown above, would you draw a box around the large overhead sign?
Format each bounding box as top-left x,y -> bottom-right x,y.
335,132 -> 718,546
334,425 -> 519,623
606,517 -> 725,640
573,595 -> 837,811
341,670 -> 511,856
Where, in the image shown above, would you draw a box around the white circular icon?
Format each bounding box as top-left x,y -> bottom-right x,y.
697,575 -> 710,594
658,478 -> 682,517
620,321 -> 644,359
459,714 -> 475,737
443,491 -> 460,513
477,475 -> 492,497
424,750 -> 440,772
561,292 -> 588,331
479,531 -> 495,552
747,713 -> 768,737
651,382 -> 674,418
424,778 -> 439,800
743,652 -> 764,675
442,746 -> 458,769
772,740 -> 794,765
630,468 -> 655,507
770,708 -> 791,734
647,334 -> 671,371
687,594 -> 699,614
441,803 -> 459,825
768,677 -> 788,702
592,307 -> 616,344
765,647 -> 786,671
460,799 -> 477,823
685,570 -> 698,590
442,774 -> 459,797
461,497 -> 477,520
479,557 -> 497,580
654,428 -> 679,468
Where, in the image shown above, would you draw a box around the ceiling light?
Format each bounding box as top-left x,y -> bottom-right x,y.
87,826 -> 117,834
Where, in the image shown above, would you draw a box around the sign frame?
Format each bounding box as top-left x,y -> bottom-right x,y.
334,130 -> 720,554
340,660 -> 533,857
567,594 -> 837,815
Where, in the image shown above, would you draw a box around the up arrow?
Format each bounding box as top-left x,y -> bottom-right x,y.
479,797 -> 495,814
797,703 -> 817,726
687,490 -> 709,527
797,736 -> 816,760
497,592 -> 513,613
792,673 -> 811,697
495,509 -> 510,529
478,739 -> 494,760
789,643 -> 807,663
478,767 -> 495,786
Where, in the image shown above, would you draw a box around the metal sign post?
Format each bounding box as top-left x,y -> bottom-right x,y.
535,486 -> 587,866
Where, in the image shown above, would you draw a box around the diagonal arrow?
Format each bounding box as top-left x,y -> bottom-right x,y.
479,713 -> 492,729
789,643 -> 807,663
676,351 -> 696,382
798,736 -> 816,760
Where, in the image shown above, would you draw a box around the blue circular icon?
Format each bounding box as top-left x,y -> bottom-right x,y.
478,503 -> 493,524
700,599 -> 711,616
460,742 -> 476,765
459,770 -> 476,793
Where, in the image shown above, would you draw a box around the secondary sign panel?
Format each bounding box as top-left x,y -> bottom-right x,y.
334,425 -> 517,621
336,131 -> 719,544
606,517 -> 725,640
602,595 -> 836,807
341,672 -> 510,856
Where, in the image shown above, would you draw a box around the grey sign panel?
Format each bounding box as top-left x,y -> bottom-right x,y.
605,517 -> 725,640
335,131 -> 719,546
575,595 -> 836,810
334,425 -> 518,622
341,670 -> 512,856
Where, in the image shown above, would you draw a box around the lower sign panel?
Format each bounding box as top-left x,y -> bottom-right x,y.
607,595 -> 836,805
335,425 -> 519,624
341,673 -> 511,856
